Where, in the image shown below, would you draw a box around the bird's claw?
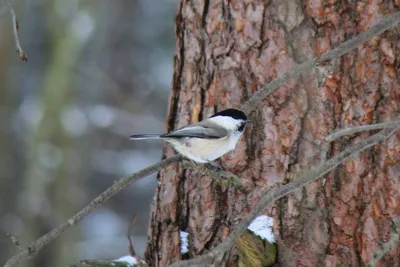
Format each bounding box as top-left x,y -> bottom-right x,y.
204,162 -> 224,172
182,160 -> 243,189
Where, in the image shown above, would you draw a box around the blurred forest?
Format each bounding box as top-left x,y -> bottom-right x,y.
0,0 -> 176,266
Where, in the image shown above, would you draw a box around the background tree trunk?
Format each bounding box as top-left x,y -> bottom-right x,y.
146,0 -> 400,266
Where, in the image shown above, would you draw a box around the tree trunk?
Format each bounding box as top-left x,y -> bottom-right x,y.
146,0 -> 400,266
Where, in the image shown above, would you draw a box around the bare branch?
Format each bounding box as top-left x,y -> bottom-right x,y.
6,0 -> 27,62
241,11 -> 400,115
72,259 -> 139,266
169,117 -> 400,267
126,214 -> 146,264
4,155 -> 182,267
127,214 -> 138,257
320,121 -> 400,164
6,233 -> 23,253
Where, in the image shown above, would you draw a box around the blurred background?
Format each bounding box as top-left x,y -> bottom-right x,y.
0,0 -> 176,266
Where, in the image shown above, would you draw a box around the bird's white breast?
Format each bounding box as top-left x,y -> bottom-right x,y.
165,132 -> 242,163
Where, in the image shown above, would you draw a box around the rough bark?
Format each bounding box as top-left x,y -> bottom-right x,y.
146,0 -> 400,266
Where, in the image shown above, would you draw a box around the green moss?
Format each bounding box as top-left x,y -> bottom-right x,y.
236,230 -> 276,267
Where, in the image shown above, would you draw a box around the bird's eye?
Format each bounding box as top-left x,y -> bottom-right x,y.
238,122 -> 246,132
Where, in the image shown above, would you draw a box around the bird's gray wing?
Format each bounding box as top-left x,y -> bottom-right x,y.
161,121 -> 228,139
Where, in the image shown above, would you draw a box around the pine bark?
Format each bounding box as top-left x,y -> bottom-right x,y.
146,0 -> 400,266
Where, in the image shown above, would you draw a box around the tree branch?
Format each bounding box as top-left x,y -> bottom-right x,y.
320,121 -> 400,164
241,11 -> 400,114
4,155 -> 182,267
5,233 -> 23,253
6,0 -> 27,62
169,116 -> 400,267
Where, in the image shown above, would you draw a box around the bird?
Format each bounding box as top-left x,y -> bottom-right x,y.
129,108 -> 250,163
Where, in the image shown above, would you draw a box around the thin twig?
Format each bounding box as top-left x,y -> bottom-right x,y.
241,11 -> 400,115
169,117 -> 400,267
126,214 -> 146,264
6,233 -> 23,253
127,214 -> 137,257
6,0 -> 27,62
320,121 -> 400,164
4,155 -> 182,267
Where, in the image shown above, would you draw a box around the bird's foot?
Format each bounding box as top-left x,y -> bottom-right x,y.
202,163 -> 243,189
203,162 -> 224,172
182,160 -> 243,189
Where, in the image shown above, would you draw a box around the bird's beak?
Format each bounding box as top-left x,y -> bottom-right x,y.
246,120 -> 252,123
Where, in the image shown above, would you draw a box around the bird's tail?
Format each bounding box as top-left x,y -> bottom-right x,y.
129,134 -> 162,140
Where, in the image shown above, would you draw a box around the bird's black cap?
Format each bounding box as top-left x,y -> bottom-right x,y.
210,108 -> 247,120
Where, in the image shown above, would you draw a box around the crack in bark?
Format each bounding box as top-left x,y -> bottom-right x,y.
177,169 -> 188,230
202,0 -> 210,28
257,0 -> 270,51
202,186 -> 225,253
168,2 -> 186,132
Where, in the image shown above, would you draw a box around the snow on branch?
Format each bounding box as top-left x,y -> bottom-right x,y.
247,215 -> 275,243
114,255 -> 145,266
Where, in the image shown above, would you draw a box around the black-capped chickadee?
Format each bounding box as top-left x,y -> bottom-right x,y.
129,108 -> 250,163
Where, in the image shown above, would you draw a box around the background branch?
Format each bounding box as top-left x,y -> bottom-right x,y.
5,0 -> 27,62
4,9 -> 400,267
170,117 -> 400,267
4,155 -> 182,267
5,233 -> 22,253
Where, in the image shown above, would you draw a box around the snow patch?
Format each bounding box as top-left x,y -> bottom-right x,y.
114,255 -> 139,266
180,231 -> 189,254
248,215 -> 275,243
